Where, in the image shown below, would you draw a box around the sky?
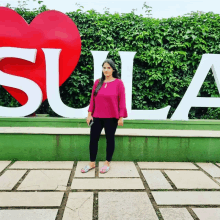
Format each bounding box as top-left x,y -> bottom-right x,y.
0,0 -> 219,19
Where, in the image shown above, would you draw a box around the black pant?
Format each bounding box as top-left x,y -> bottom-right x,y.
89,117 -> 118,162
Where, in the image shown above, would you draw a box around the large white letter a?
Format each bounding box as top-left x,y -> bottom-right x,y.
171,54 -> 220,120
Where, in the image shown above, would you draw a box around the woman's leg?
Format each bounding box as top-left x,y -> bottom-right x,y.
103,118 -> 118,163
89,117 -> 104,162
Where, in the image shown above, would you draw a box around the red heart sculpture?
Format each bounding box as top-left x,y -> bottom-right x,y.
0,7 -> 81,105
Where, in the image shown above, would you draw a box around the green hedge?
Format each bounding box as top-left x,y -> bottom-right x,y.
1,4 -> 220,119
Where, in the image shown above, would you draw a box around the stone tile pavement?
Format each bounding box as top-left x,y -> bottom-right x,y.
0,161 -> 220,219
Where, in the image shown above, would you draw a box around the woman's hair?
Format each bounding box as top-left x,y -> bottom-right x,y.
94,59 -> 120,97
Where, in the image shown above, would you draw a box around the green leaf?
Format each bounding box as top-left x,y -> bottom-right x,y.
192,35 -> 197,40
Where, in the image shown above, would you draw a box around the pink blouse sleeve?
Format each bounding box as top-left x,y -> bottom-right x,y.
88,79 -> 99,113
118,80 -> 128,118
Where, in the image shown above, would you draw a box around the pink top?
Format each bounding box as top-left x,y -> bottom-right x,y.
88,78 -> 128,119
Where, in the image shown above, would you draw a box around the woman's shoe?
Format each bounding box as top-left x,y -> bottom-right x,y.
81,165 -> 95,173
100,165 -> 110,174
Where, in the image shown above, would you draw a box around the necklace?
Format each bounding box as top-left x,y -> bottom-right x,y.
104,78 -> 116,88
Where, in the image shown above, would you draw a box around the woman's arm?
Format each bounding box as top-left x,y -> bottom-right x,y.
118,80 -> 128,118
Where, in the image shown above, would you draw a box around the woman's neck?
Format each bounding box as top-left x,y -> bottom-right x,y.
104,77 -> 115,82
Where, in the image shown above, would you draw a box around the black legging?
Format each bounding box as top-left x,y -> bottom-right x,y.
89,117 -> 118,162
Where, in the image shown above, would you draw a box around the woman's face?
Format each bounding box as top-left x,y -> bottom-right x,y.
102,62 -> 114,78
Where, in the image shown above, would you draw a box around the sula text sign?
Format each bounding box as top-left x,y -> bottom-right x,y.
0,47 -> 220,120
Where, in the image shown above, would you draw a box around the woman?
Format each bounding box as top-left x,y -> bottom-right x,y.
81,59 -> 128,174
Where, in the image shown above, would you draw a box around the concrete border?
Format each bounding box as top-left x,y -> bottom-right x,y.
0,127 -> 219,137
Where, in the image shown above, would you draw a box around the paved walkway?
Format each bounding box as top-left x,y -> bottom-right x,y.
0,161 -> 220,220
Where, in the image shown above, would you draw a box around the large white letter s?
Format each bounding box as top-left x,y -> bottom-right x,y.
0,47 -> 42,117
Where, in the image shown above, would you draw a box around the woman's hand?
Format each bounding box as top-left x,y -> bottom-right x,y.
118,117 -> 123,126
87,115 -> 93,126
